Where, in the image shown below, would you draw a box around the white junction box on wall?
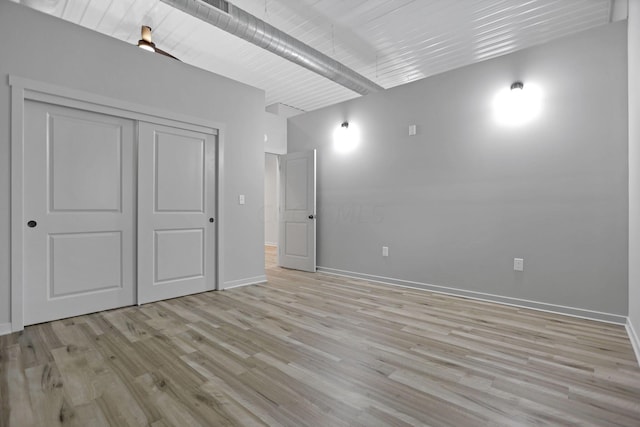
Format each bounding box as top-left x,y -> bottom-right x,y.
514,258 -> 524,272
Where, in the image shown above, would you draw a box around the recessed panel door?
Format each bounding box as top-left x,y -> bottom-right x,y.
137,122 -> 216,304
23,101 -> 136,325
279,150 -> 316,272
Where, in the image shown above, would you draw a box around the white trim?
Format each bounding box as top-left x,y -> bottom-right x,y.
10,83 -> 25,332
275,154 -> 281,264
627,318 -> 640,366
216,127 -> 225,291
0,323 -> 12,336
9,75 -> 226,331
223,275 -> 267,290
318,266 -> 627,325
9,76 -> 218,134
265,242 -> 278,247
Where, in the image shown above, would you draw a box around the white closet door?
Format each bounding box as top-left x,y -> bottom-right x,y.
23,101 -> 136,325
137,122 -> 217,304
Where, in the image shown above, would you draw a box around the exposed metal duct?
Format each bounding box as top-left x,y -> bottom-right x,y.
159,0 -> 384,95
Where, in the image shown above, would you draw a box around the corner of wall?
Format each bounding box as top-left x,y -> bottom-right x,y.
628,0 -> 640,368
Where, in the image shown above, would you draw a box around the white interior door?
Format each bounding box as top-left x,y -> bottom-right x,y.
279,150 -> 316,272
23,101 -> 136,325
137,122 -> 217,304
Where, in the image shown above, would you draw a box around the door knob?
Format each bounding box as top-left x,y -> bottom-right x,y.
209,218 -> 215,223
27,220 -> 37,228
308,215 -> 315,219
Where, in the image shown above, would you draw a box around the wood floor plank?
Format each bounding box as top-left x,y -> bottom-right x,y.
2,245 -> 640,426
24,363 -> 64,427
5,345 -> 36,427
57,400 -> 111,427
0,343 -> 10,427
133,373 -> 204,427
93,373 -> 150,427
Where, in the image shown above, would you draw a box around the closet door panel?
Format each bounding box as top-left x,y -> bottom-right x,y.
138,122 -> 217,304
23,101 -> 136,325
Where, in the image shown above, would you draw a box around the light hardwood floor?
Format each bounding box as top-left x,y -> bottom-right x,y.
2,246 -> 640,426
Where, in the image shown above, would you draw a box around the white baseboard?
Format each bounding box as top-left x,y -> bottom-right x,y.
265,242 -> 278,247
318,266 -> 627,325
627,318 -> 640,366
0,322 -> 12,336
223,275 -> 267,290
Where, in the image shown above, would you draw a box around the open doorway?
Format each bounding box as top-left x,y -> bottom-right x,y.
264,150 -> 317,272
264,153 -> 279,268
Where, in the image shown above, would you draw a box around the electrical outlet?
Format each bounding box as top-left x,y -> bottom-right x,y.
382,246 -> 389,257
514,258 -> 524,272
408,125 -> 417,136
239,194 -> 245,205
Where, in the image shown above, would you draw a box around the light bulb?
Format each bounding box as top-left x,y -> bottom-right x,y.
493,82 -> 542,126
138,43 -> 155,52
333,122 -> 360,153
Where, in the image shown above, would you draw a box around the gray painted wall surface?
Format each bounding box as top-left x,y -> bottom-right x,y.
629,1 -> 640,339
265,112 -> 287,154
265,154 -> 279,245
288,22 -> 628,316
0,2 -> 266,324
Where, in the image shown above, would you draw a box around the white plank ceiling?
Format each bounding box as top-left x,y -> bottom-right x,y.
17,0 -> 614,112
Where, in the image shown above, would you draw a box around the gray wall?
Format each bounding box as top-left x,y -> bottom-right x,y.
0,2 -> 266,325
629,1 -> 640,346
264,153 -> 279,245
289,22 -> 628,317
265,112 -> 287,154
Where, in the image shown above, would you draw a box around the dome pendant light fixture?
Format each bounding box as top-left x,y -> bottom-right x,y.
137,25 -> 156,52
136,25 -> 181,61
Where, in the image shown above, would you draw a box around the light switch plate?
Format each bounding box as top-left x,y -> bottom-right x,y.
239,194 -> 245,205
409,125 -> 417,136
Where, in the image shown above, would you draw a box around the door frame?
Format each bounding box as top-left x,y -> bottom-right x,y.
9,75 -> 225,332
264,152 -> 281,248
